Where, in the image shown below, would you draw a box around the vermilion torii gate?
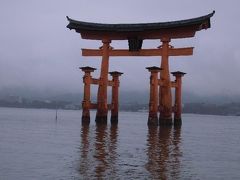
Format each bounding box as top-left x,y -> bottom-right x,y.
66,11 -> 214,125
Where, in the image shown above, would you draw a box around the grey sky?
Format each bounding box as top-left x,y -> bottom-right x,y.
0,0 -> 239,96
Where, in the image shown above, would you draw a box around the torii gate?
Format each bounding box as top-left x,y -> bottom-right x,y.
66,11 -> 214,125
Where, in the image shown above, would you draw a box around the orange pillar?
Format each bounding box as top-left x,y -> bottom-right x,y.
109,71 -> 123,124
146,66 -> 162,126
171,71 -> 186,126
159,38 -> 173,125
80,66 -> 96,125
96,40 -> 111,124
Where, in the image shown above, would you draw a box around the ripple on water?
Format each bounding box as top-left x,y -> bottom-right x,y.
0,108 -> 240,179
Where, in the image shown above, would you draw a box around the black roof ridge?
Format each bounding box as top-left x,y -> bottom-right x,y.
66,11 -> 215,31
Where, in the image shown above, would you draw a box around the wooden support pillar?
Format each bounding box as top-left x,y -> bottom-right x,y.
146,66 -> 162,126
171,71 -> 186,126
80,66 -> 96,125
109,71 -> 123,124
159,38 -> 173,126
96,39 -> 111,124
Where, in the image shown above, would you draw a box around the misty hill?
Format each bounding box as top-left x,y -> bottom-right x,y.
1,87 -> 240,115
1,87 -> 240,105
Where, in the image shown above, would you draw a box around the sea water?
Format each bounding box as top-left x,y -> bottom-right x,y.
0,107 -> 240,179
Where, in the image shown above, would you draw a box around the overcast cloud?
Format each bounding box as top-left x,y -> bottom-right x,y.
0,0 -> 239,97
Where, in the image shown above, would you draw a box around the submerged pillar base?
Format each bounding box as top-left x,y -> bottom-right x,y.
95,115 -> 108,124
174,118 -> 182,126
82,115 -> 90,125
159,117 -> 173,126
148,116 -> 158,126
111,116 -> 118,124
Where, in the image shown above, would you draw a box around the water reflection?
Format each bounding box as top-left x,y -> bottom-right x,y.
146,126 -> 182,179
172,127 -> 182,178
78,123 -> 181,179
78,125 -> 90,177
78,124 -> 118,178
94,124 -> 108,177
109,125 -> 118,177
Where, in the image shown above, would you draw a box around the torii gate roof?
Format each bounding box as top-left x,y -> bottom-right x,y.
66,11 -> 215,40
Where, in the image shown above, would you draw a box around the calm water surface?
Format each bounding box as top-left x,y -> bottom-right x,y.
0,107 -> 240,179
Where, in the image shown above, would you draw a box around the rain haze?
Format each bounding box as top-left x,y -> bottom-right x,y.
0,0 -> 239,100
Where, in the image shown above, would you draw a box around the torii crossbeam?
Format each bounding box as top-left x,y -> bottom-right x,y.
82,47 -> 193,56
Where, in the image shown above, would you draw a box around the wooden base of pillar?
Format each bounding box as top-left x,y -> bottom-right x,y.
111,116 -> 118,124
95,115 -> 108,124
148,116 -> 158,126
159,117 -> 173,126
82,115 -> 90,125
174,118 -> 182,126
82,107 -> 90,125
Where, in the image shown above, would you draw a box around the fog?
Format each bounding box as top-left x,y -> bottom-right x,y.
0,0 -> 240,98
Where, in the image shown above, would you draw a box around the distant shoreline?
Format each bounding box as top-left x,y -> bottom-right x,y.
1,106 -> 240,117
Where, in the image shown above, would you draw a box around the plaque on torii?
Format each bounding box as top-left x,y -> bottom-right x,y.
66,11 -> 214,125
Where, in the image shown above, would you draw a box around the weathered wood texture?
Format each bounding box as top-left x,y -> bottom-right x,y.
146,67 -> 162,126
95,40 -> 111,124
82,47 -> 193,57
109,72 -> 123,124
159,39 -> 173,125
